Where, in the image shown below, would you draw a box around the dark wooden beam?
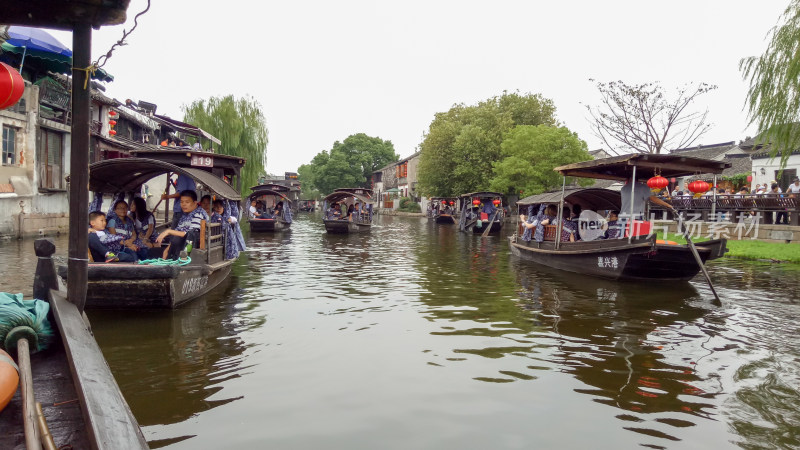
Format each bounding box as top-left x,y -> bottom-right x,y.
557,170 -> 627,181
49,290 -> 149,450
67,24 -> 91,312
631,160 -> 729,175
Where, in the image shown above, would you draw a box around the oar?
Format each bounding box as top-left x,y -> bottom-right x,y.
482,210 -> 499,237
674,211 -> 722,305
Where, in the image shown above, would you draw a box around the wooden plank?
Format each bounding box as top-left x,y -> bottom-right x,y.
49,290 -> 149,450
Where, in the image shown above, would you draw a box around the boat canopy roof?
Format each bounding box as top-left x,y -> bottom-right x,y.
89,158 -> 242,200
249,188 -> 292,203
555,154 -> 731,181
323,190 -> 375,205
518,188 -> 621,210
250,183 -> 291,193
459,191 -> 503,199
333,188 -> 373,197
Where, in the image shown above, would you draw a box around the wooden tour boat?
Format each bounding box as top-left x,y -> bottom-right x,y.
58,155 -> 246,309
247,183 -> 293,232
428,197 -> 459,224
322,188 -> 374,233
298,200 -> 316,212
509,154 -> 730,281
458,192 -> 505,234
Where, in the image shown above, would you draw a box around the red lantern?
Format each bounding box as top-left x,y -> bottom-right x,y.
108,119 -> 117,126
109,110 -> 117,117
647,176 -> 669,192
0,62 -> 25,110
109,129 -> 117,136
441,200 -> 446,205
687,180 -> 710,194
449,201 -> 454,206
492,199 -> 501,206
746,175 -> 753,183
472,198 -> 480,206
670,177 -> 676,183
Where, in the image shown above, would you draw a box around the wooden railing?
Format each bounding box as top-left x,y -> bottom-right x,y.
652,194 -> 799,225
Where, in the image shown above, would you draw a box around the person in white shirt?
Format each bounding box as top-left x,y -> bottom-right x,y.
787,177 -> 800,195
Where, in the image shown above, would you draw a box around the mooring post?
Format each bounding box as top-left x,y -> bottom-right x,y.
33,238 -> 58,301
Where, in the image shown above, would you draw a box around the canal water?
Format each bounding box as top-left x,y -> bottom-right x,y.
1,214 -> 799,449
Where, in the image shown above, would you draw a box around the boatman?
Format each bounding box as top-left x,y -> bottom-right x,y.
620,179 -> 677,223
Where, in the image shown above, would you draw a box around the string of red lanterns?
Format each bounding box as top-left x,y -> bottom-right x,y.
108,109 -> 117,136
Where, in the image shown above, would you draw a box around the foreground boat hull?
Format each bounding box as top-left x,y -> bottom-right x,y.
508,236 -> 713,281
249,218 -> 290,232
324,219 -> 371,233
60,260 -> 233,309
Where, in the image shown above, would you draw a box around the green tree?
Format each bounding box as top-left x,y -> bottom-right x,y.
417,91 -> 557,197
303,133 -> 397,195
182,95 -> 268,195
490,125 -> 593,196
297,163 -> 321,199
740,1 -> 800,168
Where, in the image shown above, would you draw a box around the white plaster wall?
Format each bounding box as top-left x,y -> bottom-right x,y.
752,154 -> 800,189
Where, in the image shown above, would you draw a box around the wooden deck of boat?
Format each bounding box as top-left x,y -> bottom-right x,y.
0,338 -> 90,449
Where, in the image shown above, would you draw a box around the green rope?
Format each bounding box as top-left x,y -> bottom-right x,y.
137,256 -> 191,266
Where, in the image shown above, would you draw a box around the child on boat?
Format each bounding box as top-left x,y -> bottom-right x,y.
88,211 -> 136,262
129,196 -> 157,249
211,199 -> 238,225
156,190 -> 209,260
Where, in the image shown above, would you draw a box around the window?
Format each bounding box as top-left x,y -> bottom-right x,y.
38,128 -> 64,189
2,126 -> 17,165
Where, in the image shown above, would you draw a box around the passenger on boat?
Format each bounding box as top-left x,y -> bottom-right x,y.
108,200 -> 149,260
602,211 -> 621,239
156,190 -> 210,260
273,201 -> 284,218
162,174 -> 197,229
129,197 -> 156,248
88,211 -> 135,262
481,201 -> 496,218
200,194 -> 212,216
249,200 -> 259,218
326,203 -> 342,219
345,204 -> 355,220
211,199 -> 238,225
569,204 -> 582,240
558,209 -> 577,242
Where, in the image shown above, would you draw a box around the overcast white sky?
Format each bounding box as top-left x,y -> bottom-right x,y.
48,0 -> 787,174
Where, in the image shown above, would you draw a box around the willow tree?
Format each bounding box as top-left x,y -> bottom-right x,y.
740,0 -> 800,168
183,95 -> 268,195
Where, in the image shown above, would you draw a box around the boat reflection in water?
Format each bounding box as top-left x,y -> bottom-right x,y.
512,262 -> 723,442
86,274 -> 256,448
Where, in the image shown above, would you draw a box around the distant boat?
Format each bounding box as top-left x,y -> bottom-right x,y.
458,192 -> 505,235
247,183 -> 293,232
509,154 -> 730,281
428,197 -> 458,224
322,188 -> 374,233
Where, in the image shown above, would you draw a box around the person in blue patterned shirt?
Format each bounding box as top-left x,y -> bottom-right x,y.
156,190 -> 209,260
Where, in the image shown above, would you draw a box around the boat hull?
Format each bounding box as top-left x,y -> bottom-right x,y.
324,219 -> 371,233
508,236 -> 713,281
60,260 -> 234,309
249,218 -> 290,232
434,214 -> 457,224
471,220 -> 503,234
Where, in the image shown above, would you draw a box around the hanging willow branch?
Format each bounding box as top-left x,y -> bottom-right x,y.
93,0 -> 151,69
740,1 -> 800,168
